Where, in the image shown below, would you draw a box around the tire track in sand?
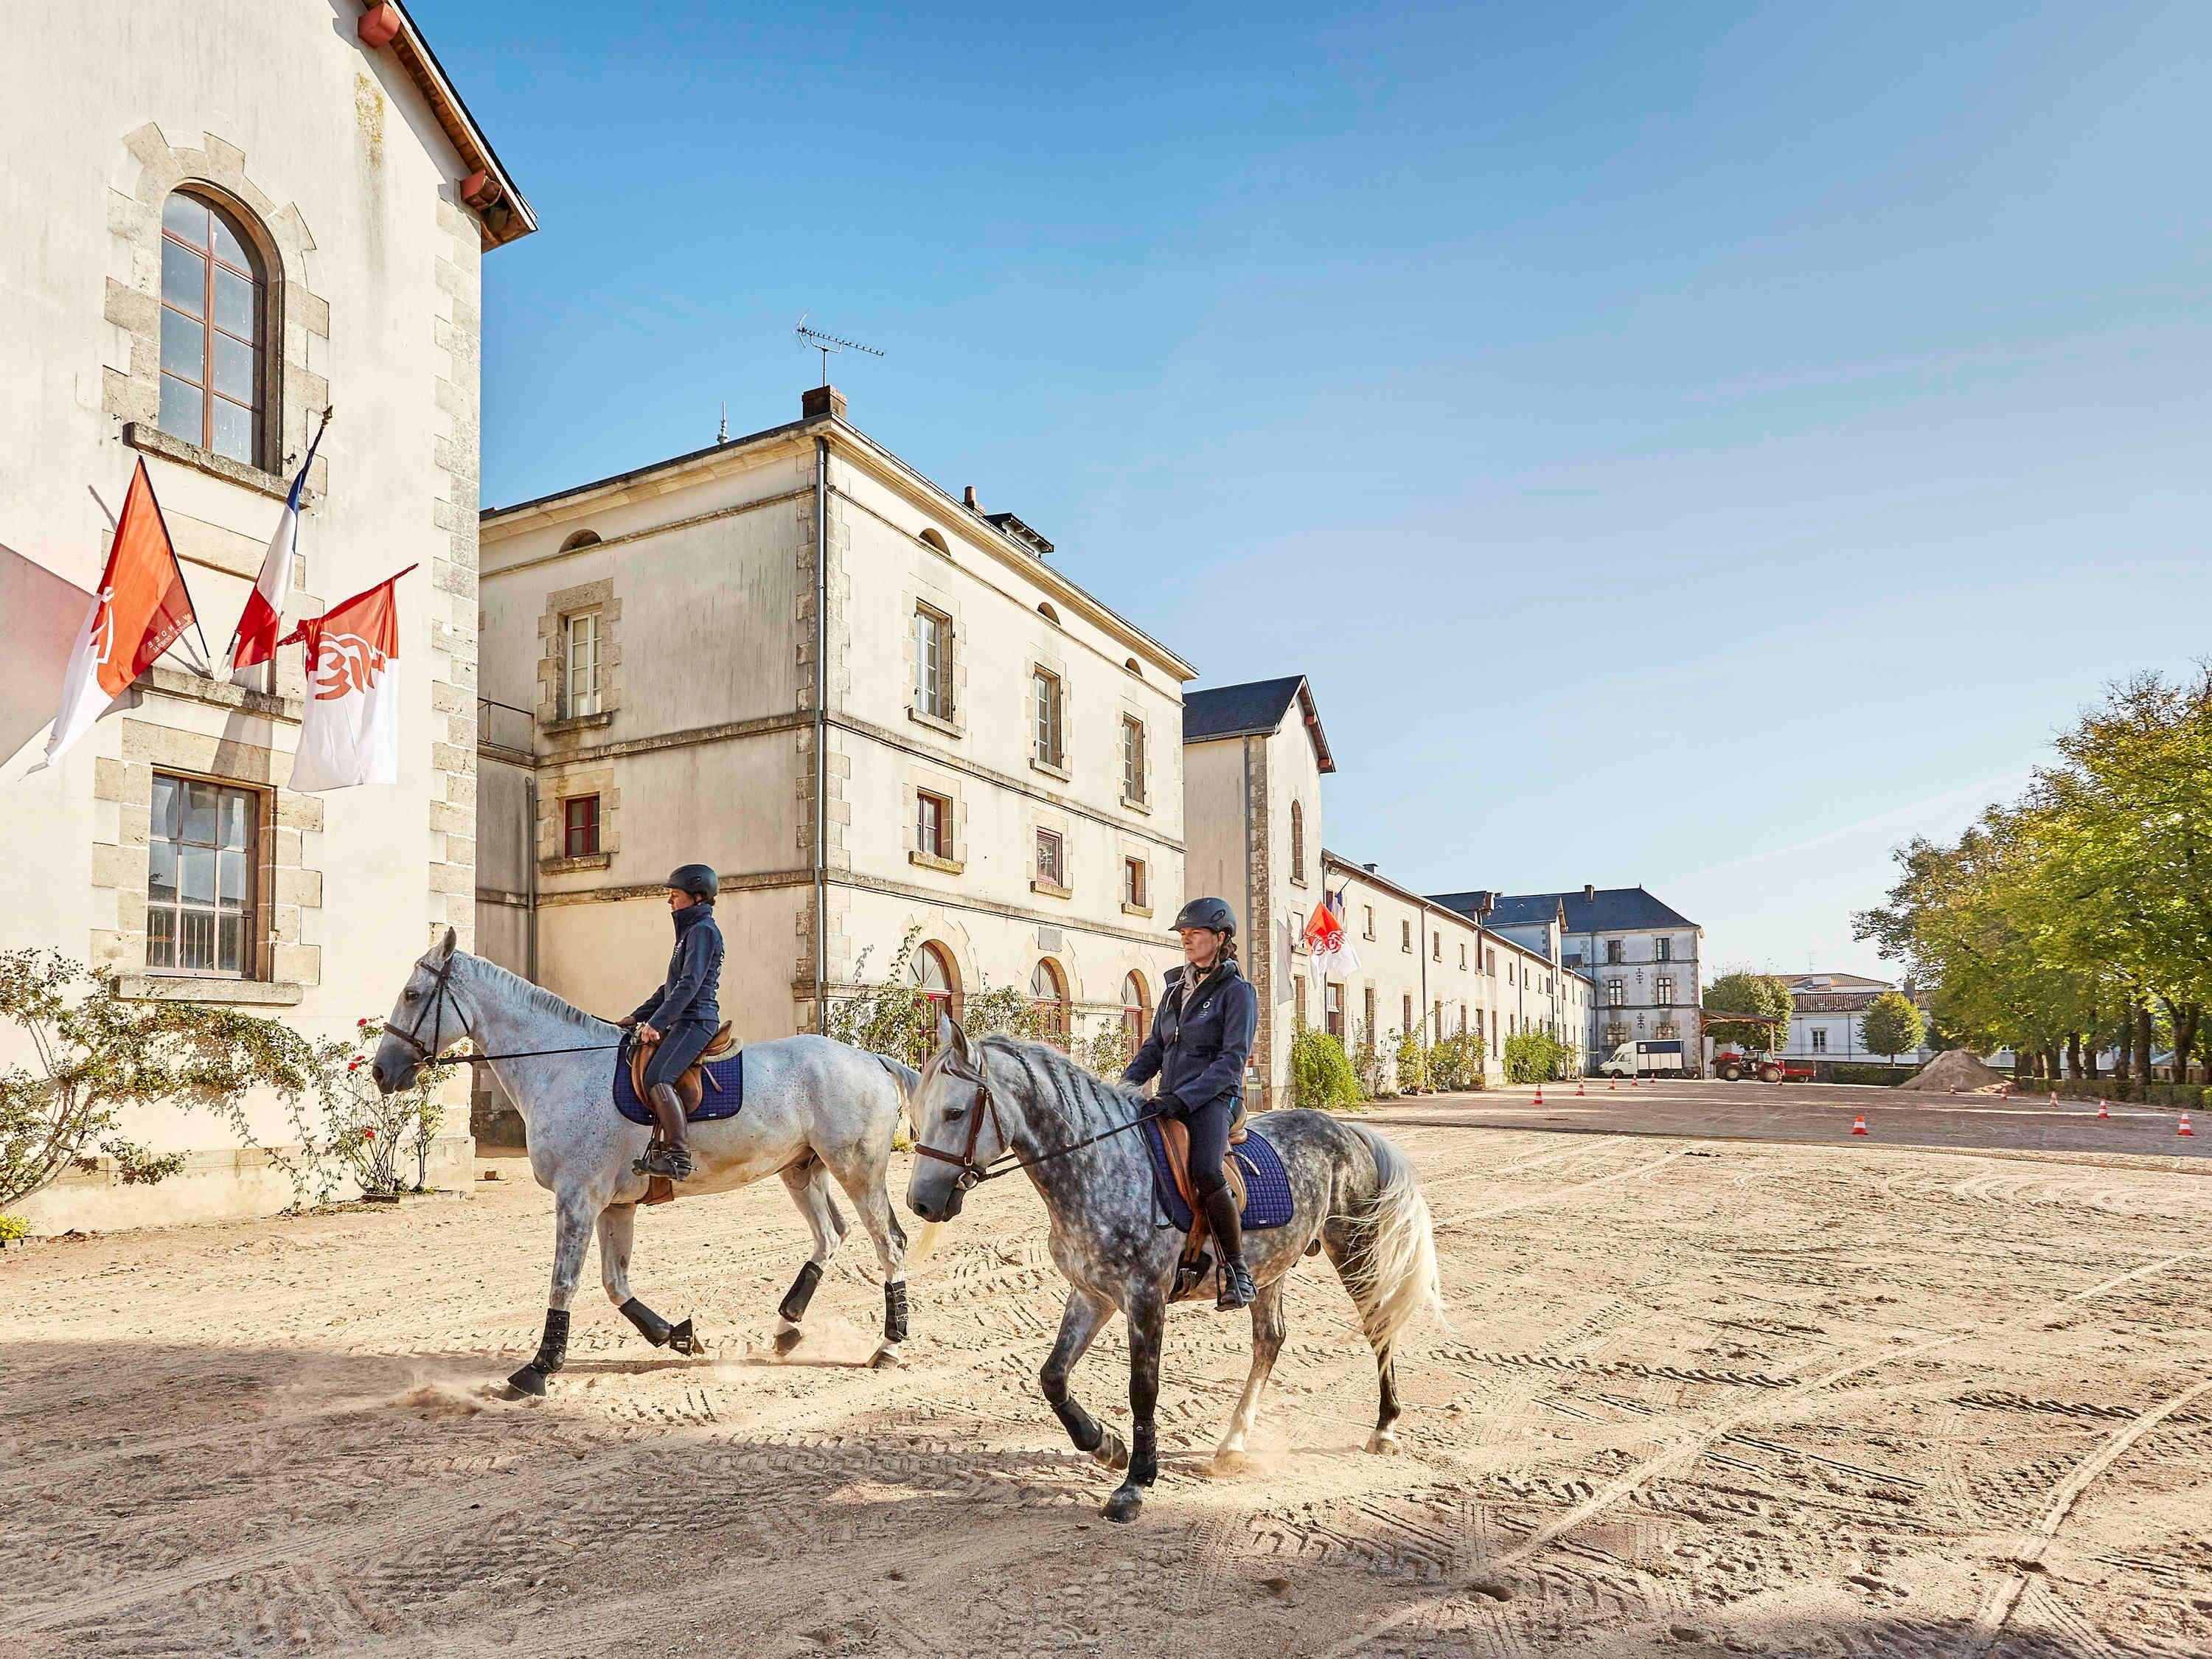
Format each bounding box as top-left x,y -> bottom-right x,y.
1317,1246 -> 2205,1659
1960,1372 -> 2212,1657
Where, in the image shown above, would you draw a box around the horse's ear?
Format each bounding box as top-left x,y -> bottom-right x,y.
436,925 -> 457,961
939,1011 -> 972,1068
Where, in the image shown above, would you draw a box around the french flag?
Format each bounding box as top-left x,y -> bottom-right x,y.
227,415 -> 328,684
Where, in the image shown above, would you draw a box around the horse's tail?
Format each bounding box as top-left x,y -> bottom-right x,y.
1335,1124 -> 1444,1360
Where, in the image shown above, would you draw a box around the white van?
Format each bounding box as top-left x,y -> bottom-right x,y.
1598,1039 -> 1687,1079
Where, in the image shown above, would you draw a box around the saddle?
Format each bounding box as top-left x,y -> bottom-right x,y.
1158,1102 -> 1250,1301
628,1022 -> 737,1117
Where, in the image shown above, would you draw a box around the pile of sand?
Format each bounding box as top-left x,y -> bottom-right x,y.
1898,1048 -> 2009,1093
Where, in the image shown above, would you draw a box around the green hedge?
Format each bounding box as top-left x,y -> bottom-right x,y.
1289,1027 -> 1364,1110
1826,1063 -> 1916,1086
2020,1078 -> 2208,1110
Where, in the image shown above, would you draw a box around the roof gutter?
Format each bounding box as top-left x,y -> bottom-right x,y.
357,3 -> 538,248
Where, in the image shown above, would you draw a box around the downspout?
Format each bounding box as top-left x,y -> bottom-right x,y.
524,773 -> 539,983
1241,736 -> 1257,1106
813,436 -> 831,1033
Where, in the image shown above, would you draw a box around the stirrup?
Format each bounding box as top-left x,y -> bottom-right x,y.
633,1143 -> 695,1180
1216,1258 -> 1256,1311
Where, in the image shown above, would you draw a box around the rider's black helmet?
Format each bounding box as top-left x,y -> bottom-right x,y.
667,863 -> 719,901
1172,896 -> 1237,935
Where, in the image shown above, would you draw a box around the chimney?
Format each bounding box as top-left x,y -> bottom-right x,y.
961,485 -> 981,512
1582,883 -> 1595,902
801,384 -> 846,422
1363,862 -> 1377,873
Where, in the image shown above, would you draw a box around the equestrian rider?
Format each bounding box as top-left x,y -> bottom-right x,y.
616,863 -> 724,1180
1123,896 -> 1261,1310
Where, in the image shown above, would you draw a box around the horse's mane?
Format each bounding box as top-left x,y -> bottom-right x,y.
977,1033 -> 1143,1127
455,950 -> 613,1033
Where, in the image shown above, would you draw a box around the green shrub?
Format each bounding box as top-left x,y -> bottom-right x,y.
1828,1062 -> 1916,1086
0,1214 -> 27,1245
1423,1029 -> 1488,1093
1391,1027 -> 1427,1094
1503,1029 -> 1568,1084
1289,1027 -> 1363,1110
2033,1078 -> 2208,1110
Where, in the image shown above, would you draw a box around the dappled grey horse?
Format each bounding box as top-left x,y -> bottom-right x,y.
374,930 -> 921,1395
907,1018 -> 1441,1523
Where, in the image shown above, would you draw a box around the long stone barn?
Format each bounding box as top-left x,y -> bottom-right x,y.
0,1 -> 534,1229
470,386 -> 1192,1136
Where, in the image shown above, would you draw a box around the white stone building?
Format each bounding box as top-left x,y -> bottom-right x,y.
473,386 -> 1191,1110
1436,886 -> 1701,1068
1181,675 -> 1587,1102
0,1 -> 531,1229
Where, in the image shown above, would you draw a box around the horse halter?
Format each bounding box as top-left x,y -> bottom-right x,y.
382,950 -> 465,1068
910,1062 -> 1010,1191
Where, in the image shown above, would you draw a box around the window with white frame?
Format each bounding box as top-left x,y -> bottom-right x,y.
1124,856 -> 1147,908
1812,1027 -> 1828,1051
1121,716 -> 1145,802
1035,827 -> 1065,888
914,606 -> 952,719
147,773 -> 257,975
1607,978 -> 1625,1007
1656,936 -> 1673,962
916,790 -> 950,859
1032,669 -> 1064,768
564,611 -> 602,717
1655,974 -> 1675,1005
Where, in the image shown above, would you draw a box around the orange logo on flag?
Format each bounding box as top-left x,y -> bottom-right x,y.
309,633 -> 390,700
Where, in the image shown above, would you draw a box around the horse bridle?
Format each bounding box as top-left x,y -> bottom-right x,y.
910,1051 -> 1166,1190
382,950 -> 465,1068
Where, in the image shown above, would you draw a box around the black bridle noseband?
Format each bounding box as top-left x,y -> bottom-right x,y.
910,1053 -> 1164,1191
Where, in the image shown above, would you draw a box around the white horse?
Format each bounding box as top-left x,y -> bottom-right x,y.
372,928 -> 921,1394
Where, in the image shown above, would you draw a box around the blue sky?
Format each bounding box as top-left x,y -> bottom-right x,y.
433,1 -> 2212,980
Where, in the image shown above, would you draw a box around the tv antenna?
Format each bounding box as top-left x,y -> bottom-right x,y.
795,314 -> 884,385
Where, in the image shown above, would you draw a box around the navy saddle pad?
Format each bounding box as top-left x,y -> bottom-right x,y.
1141,1118 -> 1295,1233
611,1036 -> 744,1127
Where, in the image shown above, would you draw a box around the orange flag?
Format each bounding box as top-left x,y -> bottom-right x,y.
31,459 -> 197,771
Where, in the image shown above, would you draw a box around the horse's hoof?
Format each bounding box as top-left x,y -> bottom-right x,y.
1212,1447 -> 1251,1475
1091,1428 -> 1129,1472
1102,1481 -> 1145,1523
668,1319 -> 701,1357
504,1364 -> 548,1399
869,1343 -> 905,1370
773,1321 -> 804,1356
1366,1429 -> 1402,1455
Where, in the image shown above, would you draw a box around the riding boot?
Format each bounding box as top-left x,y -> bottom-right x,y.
636,1083 -> 696,1180
1202,1183 -> 1256,1310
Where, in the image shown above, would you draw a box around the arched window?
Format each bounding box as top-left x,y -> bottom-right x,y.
906,941 -> 961,1024
1037,602 -> 1061,625
558,529 -> 603,553
159,190 -> 268,467
1121,971 -> 1152,1057
1290,800 -> 1306,883
1031,958 -> 1070,1048
919,528 -> 949,554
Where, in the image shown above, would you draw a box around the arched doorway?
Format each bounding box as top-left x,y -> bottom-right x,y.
907,941 -> 961,1026
1031,958 -> 1070,1048
1121,971 -> 1152,1059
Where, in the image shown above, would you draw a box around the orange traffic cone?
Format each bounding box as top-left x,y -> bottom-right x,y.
1533,1083 -> 1544,1106
2048,1089 -> 2058,1106
1576,1081 -> 1586,1096
2097,1099 -> 2110,1120
1607,1077 -> 1616,1091
1632,1075 -> 1641,1088
2181,1113 -> 2194,1138
1851,1115 -> 1868,1136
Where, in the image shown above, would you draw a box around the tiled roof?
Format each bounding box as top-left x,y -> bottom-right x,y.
1181,675 -> 1335,771
1431,886 -> 1697,934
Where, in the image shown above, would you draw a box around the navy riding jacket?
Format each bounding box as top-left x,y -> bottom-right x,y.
631,901 -> 724,1029
1123,957 -> 1257,1113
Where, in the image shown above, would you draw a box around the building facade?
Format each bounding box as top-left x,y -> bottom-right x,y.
1181,675 -> 1587,1103
0,1 -> 530,1230
1436,886 -> 1701,1068
473,387 -> 1190,1113
1777,971 -> 1938,1066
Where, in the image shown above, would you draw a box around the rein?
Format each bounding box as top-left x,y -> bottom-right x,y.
380,952 -> 619,1067
911,1057 -> 1164,1190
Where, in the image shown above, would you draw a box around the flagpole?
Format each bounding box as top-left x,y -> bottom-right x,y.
267,406 -> 335,695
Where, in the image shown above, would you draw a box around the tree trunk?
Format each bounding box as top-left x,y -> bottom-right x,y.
2175,1003 -> 2201,1084
2136,1002 -> 2157,1085
2065,1032 -> 2081,1079
2114,1012 -> 2133,1084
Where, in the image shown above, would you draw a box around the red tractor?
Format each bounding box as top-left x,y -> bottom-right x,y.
1700,1009 -> 1810,1082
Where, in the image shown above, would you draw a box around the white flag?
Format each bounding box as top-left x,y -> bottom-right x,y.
284,565 -> 411,793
